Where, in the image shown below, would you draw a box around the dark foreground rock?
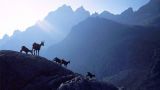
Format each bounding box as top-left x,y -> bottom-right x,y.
0,50 -> 118,90
58,76 -> 117,90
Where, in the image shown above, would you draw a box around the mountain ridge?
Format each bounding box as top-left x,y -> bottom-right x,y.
44,16 -> 160,89
0,50 -> 118,90
0,5 -> 90,51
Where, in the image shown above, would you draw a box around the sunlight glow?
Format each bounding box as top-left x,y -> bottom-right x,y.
37,20 -> 65,38
37,20 -> 53,33
0,0 -> 64,38
0,0 -> 150,39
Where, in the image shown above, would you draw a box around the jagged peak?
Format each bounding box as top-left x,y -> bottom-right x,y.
13,30 -> 21,35
101,11 -> 113,15
100,11 -> 115,18
121,7 -> 134,15
57,5 -> 73,12
91,12 -> 99,17
45,4 -> 74,20
76,6 -> 85,12
75,6 -> 90,15
135,0 -> 160,15
2,34 -> 9,39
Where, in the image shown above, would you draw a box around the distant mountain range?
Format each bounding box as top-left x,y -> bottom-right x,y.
0,5 -> 90,51
44,0 -> 160,89
1,0 -> 160,51
99,0 -> 160,25
0,0 -> 160,89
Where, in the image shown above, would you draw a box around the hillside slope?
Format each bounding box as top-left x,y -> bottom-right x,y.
0,50 -> 117,90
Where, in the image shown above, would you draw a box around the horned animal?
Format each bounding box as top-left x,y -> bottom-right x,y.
61,59 -> 70,67
20,46 -> 32,54
32,41 -> 44,56
86,72 -> 95,79
53,57 -> 62,65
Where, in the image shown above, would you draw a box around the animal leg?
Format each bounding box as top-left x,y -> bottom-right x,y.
33,50 -> 35,55
35,50 -> 37,55
38,50 -> 39,56
36,50 -> 38,56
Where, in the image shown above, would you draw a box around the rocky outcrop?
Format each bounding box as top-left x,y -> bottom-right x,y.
0,50 -> 118,90
58,76 -> 117,90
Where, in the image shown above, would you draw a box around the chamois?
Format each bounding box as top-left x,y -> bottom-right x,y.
32,41 -> 44,56
53,57 -> 62,65
61,59 -> 70,67
20,46 -> 32,54
86,72 -> 95,79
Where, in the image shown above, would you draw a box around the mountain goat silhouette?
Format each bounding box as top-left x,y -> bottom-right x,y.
61,59 -> 70,67
86,72 -> 95,79
52,57 -> 70,67
20,46 -> 32,54
32,41 -> 44,56
53,57 -> 62,65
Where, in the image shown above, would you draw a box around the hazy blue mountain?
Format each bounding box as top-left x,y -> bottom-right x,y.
99,0 -> 160,25
148,15 -> 160,26
99,11 -> 115,19
44,17 -> 138,75
0,5 -> 90,51
100,8 -> 134,24
45,5 -> 90,35
44,17 -> 160,89
132,0 -> 160,25
0,34 -> 10,48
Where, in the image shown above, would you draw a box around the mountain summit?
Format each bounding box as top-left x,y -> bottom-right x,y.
134,0 -> 160,22
99,0 -> 160,25
0,5 -> 90,51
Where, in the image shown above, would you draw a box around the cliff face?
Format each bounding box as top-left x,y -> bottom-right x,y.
0,50 -> 118,90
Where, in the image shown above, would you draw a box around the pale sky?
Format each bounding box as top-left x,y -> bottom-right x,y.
0,0 -> 150,38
